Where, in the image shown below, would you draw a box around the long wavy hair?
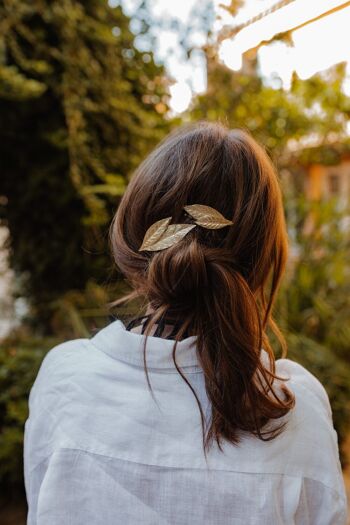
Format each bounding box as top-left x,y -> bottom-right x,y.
110,121 -> 295,453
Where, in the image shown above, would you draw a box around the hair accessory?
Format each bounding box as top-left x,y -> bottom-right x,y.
138,204 -> 233,252
184,204 -> 233,229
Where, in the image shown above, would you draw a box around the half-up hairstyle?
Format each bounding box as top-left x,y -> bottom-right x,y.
110,121 -> 295,452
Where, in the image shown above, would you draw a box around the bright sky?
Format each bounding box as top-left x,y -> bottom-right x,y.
220,0 -> 350,89
115,0 -> 350,112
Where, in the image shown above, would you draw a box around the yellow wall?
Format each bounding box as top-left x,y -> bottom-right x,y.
306,160 -> 350,204
307,164 -> 323,200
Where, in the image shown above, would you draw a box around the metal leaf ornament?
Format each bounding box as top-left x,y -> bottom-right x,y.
139,217 -> 196,252
184,204 -> 233,229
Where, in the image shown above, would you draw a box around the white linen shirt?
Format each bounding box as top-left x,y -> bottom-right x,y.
24,319 -> 347,524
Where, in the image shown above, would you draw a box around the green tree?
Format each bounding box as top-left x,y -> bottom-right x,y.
0,0 -> 170,330
281,195 -> 350,363
190,51 -> 310,155
190,50 -> 350,161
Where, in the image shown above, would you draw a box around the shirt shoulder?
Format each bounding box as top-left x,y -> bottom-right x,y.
28,337 -> 91,409
275,358 -> 333,423
262,358 -> 345,499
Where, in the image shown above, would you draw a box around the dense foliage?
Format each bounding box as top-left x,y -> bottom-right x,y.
0,0 -> 170,329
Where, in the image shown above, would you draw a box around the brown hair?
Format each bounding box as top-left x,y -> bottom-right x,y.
110,121 -> 295,452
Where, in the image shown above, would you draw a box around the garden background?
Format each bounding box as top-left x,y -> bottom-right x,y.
0,0 -> 350,522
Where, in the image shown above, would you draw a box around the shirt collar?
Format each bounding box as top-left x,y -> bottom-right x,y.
90,319 -> 200,370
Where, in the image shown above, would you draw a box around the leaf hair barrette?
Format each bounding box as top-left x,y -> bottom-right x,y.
138,204 -> 233,252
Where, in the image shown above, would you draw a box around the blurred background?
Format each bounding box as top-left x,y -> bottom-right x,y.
0,0 -> 350,522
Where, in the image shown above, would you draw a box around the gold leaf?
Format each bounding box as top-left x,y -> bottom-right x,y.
184,204 -> 233,229
139,217 -> 172,251
139,223 -> 196,252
